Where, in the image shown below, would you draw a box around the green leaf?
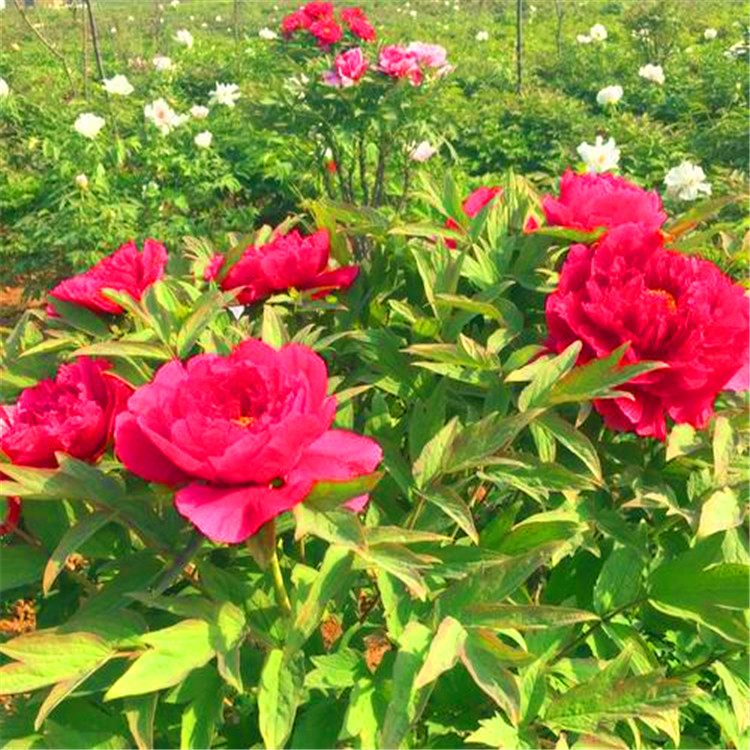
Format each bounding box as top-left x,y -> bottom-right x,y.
460,629 -> 523,724
306,650 -> 368,691
459,604 -> 599,630
413,617 -> 467,689
380,621 -> 433,749
536,412 -> 602,481
518,342 -> 582,411
261,305 -> 290,349
46,296 -> 111,337
180,669 -> 224,750
412,417 -> 461,489
417,487 -> 478,544
43,511 -> 116,595
124,694 -> 157,750
176,289 -> 233,359
303,472 -> 383,513
545,673 -> 695,733
666,423 -> 702,461
546,344 -> 667,405
466,714 -> 520,748
73,341 -> 172,361
0,631 -> 114,694
285,545 -> 353,658
712,416 -> 734,485
593,547 -> 644,615
257,649 -> 306,750
104,620 -> 217,700
0,546 -> 47,593
664,194 -> 739,237
439,544 -> 560,619
698,488 -> 743,538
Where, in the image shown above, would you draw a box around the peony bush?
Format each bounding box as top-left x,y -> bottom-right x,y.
0,2 -> 748,749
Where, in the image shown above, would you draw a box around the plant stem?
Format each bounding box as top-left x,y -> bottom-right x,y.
269,546 -> 292,617
151,529 -> 205,596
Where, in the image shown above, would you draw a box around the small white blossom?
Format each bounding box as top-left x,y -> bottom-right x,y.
589,23 -> 607,41
174,28 -> 194,48
209,82 -> 241,107
577,136 -> 620,173
638,63 -> 665,85
73,112 -> 105,139
259,27 -> 277,39
201,22 -> 208,28
664,161 -> 712,201
409,9 -> 417,17
102,74 -> 134,96
409,140 -> 438,162
704,28 -> 717,40
0,78 -> 9,98
215,14 -> 222,22
476,30 -> 489,41
190,104 -> 210,119
596,84 -> 623,107
127,15 -> 134,21
144,98 -> 186,134
110,26 -> 117,34
152,55 -> 173,72
75,173 -> 88,189
194,130 -> 213,148
577,34 -> 592,44
170,0 -> 180,6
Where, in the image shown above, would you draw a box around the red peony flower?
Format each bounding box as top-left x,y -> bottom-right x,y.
542,170 -> 667,234
114,340 -> 383,542
0,357 -> 132,468
348,16 -> 375,42
204,229 -> 359,305
340,6 -> 365,22
335,47 -> 368,84
309,18 -> 343,46
302,1 -> 334,19
378,45 -> 422,85
444,186 -> 503,248
48,239 -> 168,316
546,224 -> 749,440
281,9 -> 312,36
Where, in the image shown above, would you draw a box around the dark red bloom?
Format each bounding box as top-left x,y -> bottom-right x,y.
326,160 -> 338,173
545,224 -> 749,440
309,18 -> 343,46
281,9 -> 312,36
445,186 -> 503,248
302,1 -> 334,19
347,16 -> 375,41
115,340 -> 383,543
341,6 -> 365,22
0,358 -> 132,468
204,229 -> 358,304
542,170 -> 667,234
47,239 -> 168,316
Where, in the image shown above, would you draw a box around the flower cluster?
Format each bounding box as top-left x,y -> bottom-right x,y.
541,171 -> 748,440
281,2 -> 375,46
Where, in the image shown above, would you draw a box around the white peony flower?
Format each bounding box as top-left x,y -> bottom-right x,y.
209,82 -> 241,107
190,104 -> 210,119
0,78 -> 9,98
596,84 -> 623,107
201,22 -> 208,28
127,15 -> 134,21
110,26 -> 117,34
215,14 -> 222,22
638,63 -> 665,85
73,112 -> 105,139
153,55 -> 173,72
259,27 -> 277,39
577,34 -> 592,44
577,136 -> 620,173
174,29 -> 194,48
664,161 -> 712,201
409,140 -> 438,162
144,98 -> 186,134
409,9 -> 417,17
170,0 -> 179,7
194,130 -> 213,149
704,28 -> 717,40
75,173 -> 88,189
476,30 -> 489,41
589,23 -> 607,41
102,74 -> 134,96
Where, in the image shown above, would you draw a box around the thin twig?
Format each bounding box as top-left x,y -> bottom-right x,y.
13,0 -> 77,95
84,0 -> 105,82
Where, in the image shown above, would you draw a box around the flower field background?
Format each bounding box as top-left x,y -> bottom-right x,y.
0,1 -> 749,749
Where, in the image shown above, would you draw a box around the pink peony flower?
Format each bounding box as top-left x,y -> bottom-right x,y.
378,45 -> 422,85
48,239 -> 168,316
444,186 -> 503,248
542,170 -> 667,234
407,41 -> 448,68
546,224 -> 749,440
335,47 -> 368,84
114,340 -> 383,542
204,229 -> 359,305
281,9 -> 312,36
0,357 -> 131,469
309,18 -> 343,46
